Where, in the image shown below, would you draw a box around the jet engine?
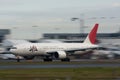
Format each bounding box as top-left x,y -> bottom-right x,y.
54,51 -> 67,59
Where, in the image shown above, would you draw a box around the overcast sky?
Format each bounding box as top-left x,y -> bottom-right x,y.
0,0 -> 120,39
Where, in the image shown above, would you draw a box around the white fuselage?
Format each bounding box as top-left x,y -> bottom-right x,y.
10,43 -> 98,56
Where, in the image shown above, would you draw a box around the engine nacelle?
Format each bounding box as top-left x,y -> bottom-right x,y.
55,51 -> 67,59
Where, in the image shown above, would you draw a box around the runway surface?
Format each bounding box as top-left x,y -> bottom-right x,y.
0,63 -> 120,69
0,59 -> 120,69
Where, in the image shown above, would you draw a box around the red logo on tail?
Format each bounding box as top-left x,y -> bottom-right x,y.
89,24 -> 99,44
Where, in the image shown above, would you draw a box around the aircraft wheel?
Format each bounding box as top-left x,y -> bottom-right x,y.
17,58 -> 20,62
61,58 -> 70,62
16,56 -> 20,62
43,58 -> 53,62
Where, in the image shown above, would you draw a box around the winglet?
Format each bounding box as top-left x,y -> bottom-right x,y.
84,23 -> 99,44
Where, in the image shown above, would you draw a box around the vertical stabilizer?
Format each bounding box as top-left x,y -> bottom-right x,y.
84,23 -> 99,44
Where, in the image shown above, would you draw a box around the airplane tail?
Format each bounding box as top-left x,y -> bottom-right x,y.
84,23 -> 99,44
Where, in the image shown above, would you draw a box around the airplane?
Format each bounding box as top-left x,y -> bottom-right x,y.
8,23 -> 99,62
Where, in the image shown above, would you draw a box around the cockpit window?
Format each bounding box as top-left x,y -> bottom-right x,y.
11,47 -> 17,49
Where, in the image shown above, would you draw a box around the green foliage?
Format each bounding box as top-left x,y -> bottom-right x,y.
0,67 -> 120,80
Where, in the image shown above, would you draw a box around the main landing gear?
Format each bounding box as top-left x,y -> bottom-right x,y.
43,56 -> 53,62
43,57 -> 70,62
16,56 -> 20,62
61,58 -> 70,62
43,58 -> 53,62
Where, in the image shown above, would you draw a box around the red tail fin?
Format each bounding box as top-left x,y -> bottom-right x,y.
84,23 -> 99,44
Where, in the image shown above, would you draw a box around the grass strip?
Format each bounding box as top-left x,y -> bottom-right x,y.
0,67 -> 120,80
